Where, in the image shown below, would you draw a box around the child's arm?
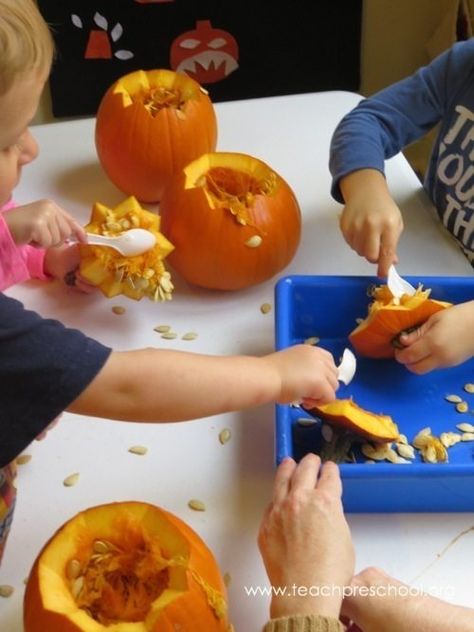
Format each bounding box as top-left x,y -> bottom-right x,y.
339,169 -> 403,277
394,300 -> 474,373
68,345 -> 339,422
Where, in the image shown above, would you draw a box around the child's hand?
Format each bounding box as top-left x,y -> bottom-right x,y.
44,243 -> 97,293
263,344 -> 339,406
339,169 -> 404,277
394,301 -> 474,373
4,200 -> 86,247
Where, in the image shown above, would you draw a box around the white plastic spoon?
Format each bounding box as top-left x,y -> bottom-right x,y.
74,228 -> 157,257
387,264 -> 416,299
337,347 -> 357,386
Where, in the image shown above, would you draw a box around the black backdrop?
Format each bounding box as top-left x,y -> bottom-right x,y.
38,0 -> 362,118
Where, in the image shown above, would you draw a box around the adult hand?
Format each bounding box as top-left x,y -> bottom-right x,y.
395,301 -> 474,373
4,199 -> 86,247
258,453 -> 354,620
264,345 -> 339,407
339,169 -> 404,277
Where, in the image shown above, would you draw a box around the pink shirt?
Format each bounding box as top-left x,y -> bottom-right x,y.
0,200 -> 48,291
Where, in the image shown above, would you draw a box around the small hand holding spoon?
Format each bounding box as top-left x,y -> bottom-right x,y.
71,228 -> 157,257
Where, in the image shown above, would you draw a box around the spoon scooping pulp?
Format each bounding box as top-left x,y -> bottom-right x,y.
73,228 -> 157,257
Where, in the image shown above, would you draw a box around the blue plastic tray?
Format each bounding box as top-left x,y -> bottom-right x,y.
275,275 -> 474,512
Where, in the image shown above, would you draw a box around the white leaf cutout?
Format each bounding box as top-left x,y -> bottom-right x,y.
94,12 -> 108,31
111,23 -> 123,42
115,50 -> 134,60
71,14 -> 83,29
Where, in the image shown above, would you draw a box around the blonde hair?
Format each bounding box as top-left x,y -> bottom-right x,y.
0,0 -> 54,96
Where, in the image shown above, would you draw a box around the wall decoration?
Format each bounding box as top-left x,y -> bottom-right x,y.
38,0 -> 362,118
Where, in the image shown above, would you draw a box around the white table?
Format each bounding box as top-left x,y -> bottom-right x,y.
1,91 -> 473,631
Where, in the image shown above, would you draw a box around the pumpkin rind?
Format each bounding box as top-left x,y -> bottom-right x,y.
349,284 -> 452,358
159,152 -> 302,290
24,501 -> 229,632
308,399 -> 399,442
78,196 -> 174,301
95,69 -> 218,202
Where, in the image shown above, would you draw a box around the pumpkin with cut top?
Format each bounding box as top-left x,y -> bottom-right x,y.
23,502 -> 230,632
349,283 -> 452,358
95,69 -> 217,202
79,196 -> 174,301
159,152 -> 302,290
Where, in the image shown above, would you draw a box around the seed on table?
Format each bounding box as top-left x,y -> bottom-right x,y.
223,572 -> 232,587
461,432 -> 474,441
161,332 -> 178,340
154,324 -> 171,333
0,585 -> 14,598
456,401 -> 469,413
188,499 -> 206,512
16,454 -> 32,465
182,332 -> 198,341
63,473 -> 80,487
464,383 -> 474,393
128,445 -> 148,455
218,428 -> 231,445
111,305 -> 126,315
260,303 -> 272,314
456,422 -> 474,433
445,394 -> 463,403
304,336 -> 320,345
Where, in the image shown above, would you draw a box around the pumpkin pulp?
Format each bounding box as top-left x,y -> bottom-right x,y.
201,166 -> 277,228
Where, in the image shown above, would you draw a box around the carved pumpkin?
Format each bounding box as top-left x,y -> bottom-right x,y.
349,284 -> 452,358
170,20 -> 239,84
95,69 -> 218,202
308,399 -> 399,442
79,196 -> 175,301
24,501 -> 229,632
159,152 -> 301,290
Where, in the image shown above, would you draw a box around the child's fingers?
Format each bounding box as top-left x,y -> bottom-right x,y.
272,458 -> 297,505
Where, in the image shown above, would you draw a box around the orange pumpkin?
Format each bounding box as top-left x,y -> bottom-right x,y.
95,69 -> 218,202
24,502 -> 229,632
79,196 -> 175,301
308,398 -> 399,442
159,152 -> 302,290
349,284 -> 452,358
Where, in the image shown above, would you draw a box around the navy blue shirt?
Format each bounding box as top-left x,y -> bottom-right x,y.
330,38 -> 474,266
0,293 -> 111,467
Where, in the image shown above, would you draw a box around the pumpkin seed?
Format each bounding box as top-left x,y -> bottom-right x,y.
120,219 -> 130,230
128,445 -> 148,455
143,268 -> 156,279
154,324 -> 171,333
111,305 -> 126,315
396,443 -> 415,459
397,433 -> 408,445
176,109 -> 186,120
93,540 -> 111,554
303,336 -> 320,345
63,472 -> 80,487
71,576 -> 84,599
218,428 -> 231,445
456,401 -> 469,413
0,585 -> 14,598
456,422 -> 474,433
161,331 -> 177,340
260,303 -> 272,314
245,235 -> 262,248
66,559 -> 82,580
463,383 -> 474,393
440,432 -> 462,448
461,432 -> 474,441
296,417 -> 317,427
445,394 -> 463,403
16,454 -> 32,465
321,424 -> 333,442
223,572 -> 232,587
182,332 -> 198,341
188,499 -> 206,512
199,86 -> 209,95
412,427 -> 432,449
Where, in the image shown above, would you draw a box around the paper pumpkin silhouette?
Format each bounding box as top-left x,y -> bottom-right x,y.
170,20 -> 238,84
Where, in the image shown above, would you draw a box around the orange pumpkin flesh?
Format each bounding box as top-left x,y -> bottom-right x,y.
24,502 -> 229,632
308,399 -> 399,442
349,284 -> 452,358
95,69 -> 218,202
159,152 -> 302,290
79,196 -> 174,301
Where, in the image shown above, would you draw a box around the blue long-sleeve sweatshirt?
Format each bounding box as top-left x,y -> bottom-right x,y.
330,38 -> 474,266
